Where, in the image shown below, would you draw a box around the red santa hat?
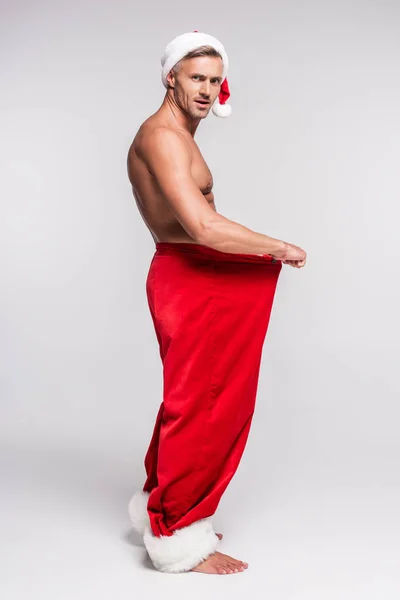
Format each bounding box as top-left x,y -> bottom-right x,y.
161,31 -> 232,118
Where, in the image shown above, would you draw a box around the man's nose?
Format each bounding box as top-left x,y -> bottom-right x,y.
200,80 -> 211,96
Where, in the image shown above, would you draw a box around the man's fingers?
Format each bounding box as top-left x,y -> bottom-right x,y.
282,259 -> 306,268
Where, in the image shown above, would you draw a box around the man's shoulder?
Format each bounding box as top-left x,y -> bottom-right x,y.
142,119 -> 186,142
136,121 -> 190,160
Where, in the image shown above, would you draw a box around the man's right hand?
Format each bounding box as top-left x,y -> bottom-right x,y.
273,242 -> 307,268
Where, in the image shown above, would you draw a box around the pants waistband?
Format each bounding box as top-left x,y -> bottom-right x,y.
155,242 -> 279,264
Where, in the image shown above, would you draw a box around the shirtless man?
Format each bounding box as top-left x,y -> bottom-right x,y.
127,34 -> 307,575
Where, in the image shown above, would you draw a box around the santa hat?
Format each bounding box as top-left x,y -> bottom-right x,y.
161,31 -> 232,118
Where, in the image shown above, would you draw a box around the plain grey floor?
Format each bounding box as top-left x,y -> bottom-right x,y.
1,439 -> 399,600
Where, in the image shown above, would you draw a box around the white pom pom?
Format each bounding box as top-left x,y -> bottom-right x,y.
212,101 -> 232,118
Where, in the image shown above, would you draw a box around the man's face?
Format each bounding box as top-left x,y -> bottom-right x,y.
170,56 -> 224,119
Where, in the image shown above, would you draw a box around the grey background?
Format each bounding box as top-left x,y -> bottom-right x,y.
1,0 -> 399,598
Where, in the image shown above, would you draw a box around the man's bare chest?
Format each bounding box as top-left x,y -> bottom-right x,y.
190,146 -> 213,195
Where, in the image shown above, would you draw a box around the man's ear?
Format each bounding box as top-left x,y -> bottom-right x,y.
166,70 -> 175,88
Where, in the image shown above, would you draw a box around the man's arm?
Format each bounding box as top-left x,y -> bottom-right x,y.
141,127 -> 287,257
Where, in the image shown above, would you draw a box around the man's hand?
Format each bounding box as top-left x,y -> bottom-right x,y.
273,242 -> 307,268
281,258 -> 307,268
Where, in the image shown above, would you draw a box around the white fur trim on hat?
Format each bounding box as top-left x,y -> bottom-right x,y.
161,31 -> 228,88
128,490 -> 220,573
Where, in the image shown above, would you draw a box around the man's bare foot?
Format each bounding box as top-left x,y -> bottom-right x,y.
191,551 -> 248,574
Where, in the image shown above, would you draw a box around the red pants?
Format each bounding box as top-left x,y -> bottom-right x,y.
129,242 -> 282,572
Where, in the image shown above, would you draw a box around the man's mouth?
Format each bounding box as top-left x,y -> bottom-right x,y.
195,99 -> 210,106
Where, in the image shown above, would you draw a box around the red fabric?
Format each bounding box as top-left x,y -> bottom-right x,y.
219,78 -> 230,106
142,242 -> 282,537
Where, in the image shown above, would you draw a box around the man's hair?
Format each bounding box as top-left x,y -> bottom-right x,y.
172,45 -> 223,75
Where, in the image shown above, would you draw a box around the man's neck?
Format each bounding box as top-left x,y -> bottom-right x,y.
158,96 -> 201,137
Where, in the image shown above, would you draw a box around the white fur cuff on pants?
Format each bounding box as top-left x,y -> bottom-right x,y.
128,490 -> 220,573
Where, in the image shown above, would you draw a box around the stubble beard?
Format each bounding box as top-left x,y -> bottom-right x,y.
175,90 -> 210,120
189,104 -> 209,119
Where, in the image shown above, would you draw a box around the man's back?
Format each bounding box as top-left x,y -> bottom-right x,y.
127,112 -> 217,243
